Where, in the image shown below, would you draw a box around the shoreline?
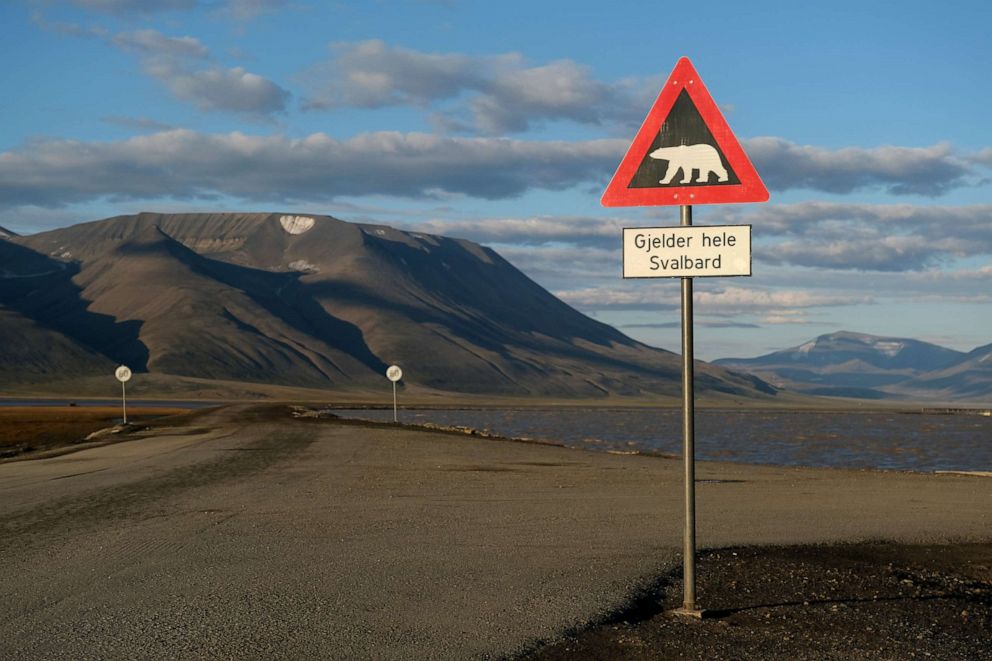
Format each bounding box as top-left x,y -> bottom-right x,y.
5,403 -> 991,479
307,408 -> 992,478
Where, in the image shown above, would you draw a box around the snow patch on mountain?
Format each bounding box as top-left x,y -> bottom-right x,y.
279,215 -> 315,235
872,341 -> 905,357
288,259 -> 318,273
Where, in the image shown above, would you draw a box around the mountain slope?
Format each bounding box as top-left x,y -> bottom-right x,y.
715,331 -> 989,401
2,212 -> 775,398
901,343 -> 992,400
0,306 -> 113,384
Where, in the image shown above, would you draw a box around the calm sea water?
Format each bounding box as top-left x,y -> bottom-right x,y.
333,408 -> 992,473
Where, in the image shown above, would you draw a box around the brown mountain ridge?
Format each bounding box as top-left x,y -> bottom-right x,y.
1,212 -> 776,399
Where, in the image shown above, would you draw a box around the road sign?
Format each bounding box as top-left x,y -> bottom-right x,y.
601,57 -> 768,207
386,365 -> 402,422
623,225 -> 751,278
114,365 -> 131,425
602,57 -> 769,618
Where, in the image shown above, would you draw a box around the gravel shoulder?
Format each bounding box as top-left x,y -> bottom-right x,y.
524,543 -> 992,660
0,405 -> 989,659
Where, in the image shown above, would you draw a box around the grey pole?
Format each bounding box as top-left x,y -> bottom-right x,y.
392,381 -> 397,423
122,381 -> 127,426
679,204 -> 700,616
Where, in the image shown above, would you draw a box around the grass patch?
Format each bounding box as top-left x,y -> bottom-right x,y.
0,406 -> 191,458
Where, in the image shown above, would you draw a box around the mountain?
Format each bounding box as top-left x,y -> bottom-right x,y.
715,331 -> 990,401
904,343 -> 992,400
0,226 -> 16,239
1,212 -> 776,399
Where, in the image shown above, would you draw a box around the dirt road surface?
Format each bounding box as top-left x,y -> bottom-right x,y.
1,405 -> 989,659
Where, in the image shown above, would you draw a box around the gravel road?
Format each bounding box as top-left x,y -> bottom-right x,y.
1,405 -> 989,659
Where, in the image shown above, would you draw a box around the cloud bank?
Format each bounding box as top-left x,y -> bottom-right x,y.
66,0 -> 197,12
302,40 -> 648,134
4,128 -> 988,214
556,284 -> 873,314
744,138 -> 974,197
0,130 -> 624,207
34,18 -> 289,117
419,202 -> 992,273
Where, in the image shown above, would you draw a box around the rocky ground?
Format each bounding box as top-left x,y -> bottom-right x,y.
525,543 -> 992,660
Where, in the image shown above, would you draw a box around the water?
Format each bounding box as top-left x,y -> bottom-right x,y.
333,408 -> 992,473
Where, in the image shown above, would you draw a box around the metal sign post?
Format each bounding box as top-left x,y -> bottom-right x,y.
678,204 -> 699,616
115,365 -> 132,425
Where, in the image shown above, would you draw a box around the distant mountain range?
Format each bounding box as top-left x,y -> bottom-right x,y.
715,331 -> 992,402
0,212 -> 776,400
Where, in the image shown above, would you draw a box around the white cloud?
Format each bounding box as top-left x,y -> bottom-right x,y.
471,59 -> 615,133
414,215 -> 624,247
59,0 -> 288,19
416,202 -> 992,272
744,138 -> 973,196
216,0 -> 290,21
302,40 -> 483,110
35,15 -> 287,117
969,147 -> 992,167
29,14 -> 109,38
111,29 -> 208,58
101,116 -> 177,131
3,127 -> 989,236
146,63 -> 290,114
302,41 -> 645,134
67,0 -> 196,12
102,27 -> 289,116
554,284 -> 872,314
759,311 -> 817,325
761,235 -> 975,271
492,244 -> 619,287
727,202 -> 992,271
0,130 -> 626,208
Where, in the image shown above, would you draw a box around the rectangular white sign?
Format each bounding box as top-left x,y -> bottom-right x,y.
623,225 -> 751,278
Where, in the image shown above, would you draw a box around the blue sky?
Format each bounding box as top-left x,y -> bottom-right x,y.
2,0 -> 990,360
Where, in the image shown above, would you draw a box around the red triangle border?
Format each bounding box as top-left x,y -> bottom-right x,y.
601,57 -> 769,207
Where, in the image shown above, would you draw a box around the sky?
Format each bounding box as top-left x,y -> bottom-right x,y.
1,0 -> 990,360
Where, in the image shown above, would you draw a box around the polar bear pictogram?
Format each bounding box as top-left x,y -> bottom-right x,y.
649,144 -> 728,185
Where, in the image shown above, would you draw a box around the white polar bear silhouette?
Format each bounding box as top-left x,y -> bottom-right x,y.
649,144 -> 728,184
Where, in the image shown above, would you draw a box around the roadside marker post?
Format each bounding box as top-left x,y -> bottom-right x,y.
386,365 -> 403,422
115,365 -> 132,425
602,57 -> 768,617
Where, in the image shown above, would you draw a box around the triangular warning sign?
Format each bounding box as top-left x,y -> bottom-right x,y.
602,57 -> 768,207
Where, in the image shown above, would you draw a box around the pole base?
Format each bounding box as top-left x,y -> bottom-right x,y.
668,606 -> 706,619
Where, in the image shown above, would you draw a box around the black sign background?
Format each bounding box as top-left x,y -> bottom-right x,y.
627,90 -> 740,189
